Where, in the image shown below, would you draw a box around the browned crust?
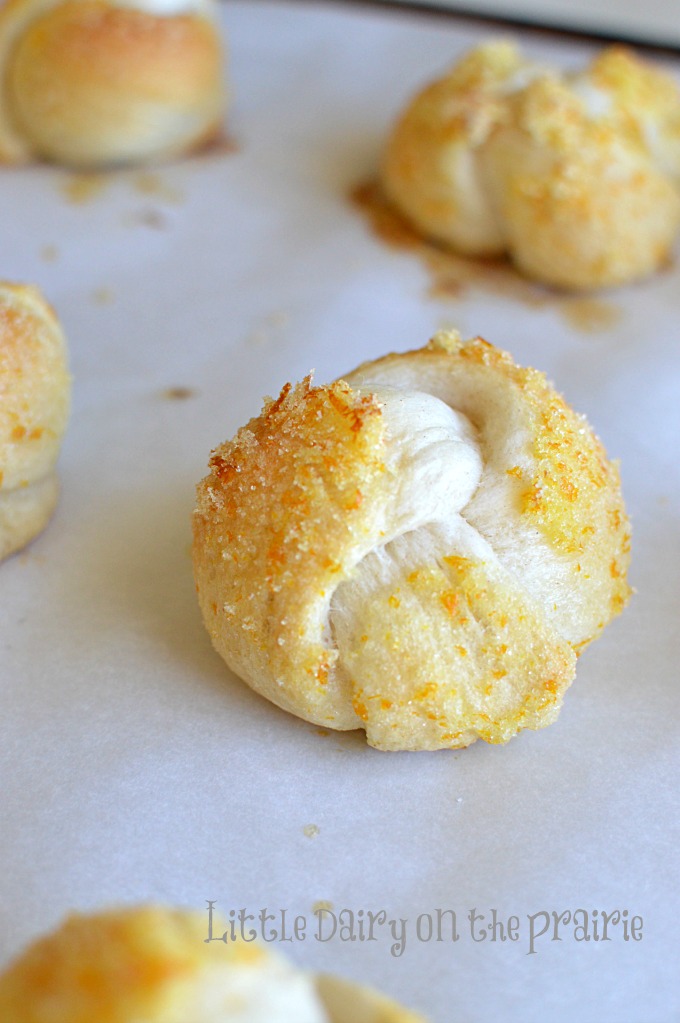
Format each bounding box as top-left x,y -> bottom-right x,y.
12,3 -> 221,103
0,0 -> 225,165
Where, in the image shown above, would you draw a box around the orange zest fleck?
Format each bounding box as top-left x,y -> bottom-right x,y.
440,591 -> 459,616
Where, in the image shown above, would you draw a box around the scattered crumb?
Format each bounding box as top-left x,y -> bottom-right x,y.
91,287 -> 114,305
190,131 -> 240,161
133,173 -> 184,204
350,178 -> 551,307
559,297 -> 621,333
61,173 -> 108,205
657,495 -> 669,506
17,551 -> 46,565
312,901 -> 333,915
350,178 -> 420,250
316,728 -> 330,737
438,317 -> 470,340
246,310 -> 290,346
122,208 -> 168,230
40,244 -> 59,263
267,311 -> 289,328
424,250 -> 547,307
455,796 -> 463,804
163,386 -> 195,400
303,824 -> 320,839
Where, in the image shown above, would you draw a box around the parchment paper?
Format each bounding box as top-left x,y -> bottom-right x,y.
0,3 -> 678,1021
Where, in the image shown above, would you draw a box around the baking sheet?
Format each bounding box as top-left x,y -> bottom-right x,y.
367,0 -> 680,49
0,2 -> 678,1021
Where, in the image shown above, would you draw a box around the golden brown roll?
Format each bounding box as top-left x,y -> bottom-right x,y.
381,42 -> 680,290
0,905 -> 426,1022
193,331 -> 631,752
0,281 -> 70,561
0,0 -> 225,167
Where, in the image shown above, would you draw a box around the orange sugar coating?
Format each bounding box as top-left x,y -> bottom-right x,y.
0,281 -> 70,561
194,378 -> 389,726
338,555 -> 574,751
448,334 -> 632,627
0,905 -> 427,1022
589,46 -> 680,130
485,76 -> 680,288
0,284 -> 68,485
0,906 -> 268,1023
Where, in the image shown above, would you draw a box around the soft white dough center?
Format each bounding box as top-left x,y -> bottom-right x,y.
328,387 -> 484,661
198,958 -> 329,1023
567,76 -> 615,119
371,386 -> 482,537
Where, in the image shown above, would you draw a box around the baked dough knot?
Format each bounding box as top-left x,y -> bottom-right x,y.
0,281 -> 70,561
0,905 -> 427,1022
193,331 -> 631,751
0,0 -> 225,167
382,42 -> 680,289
